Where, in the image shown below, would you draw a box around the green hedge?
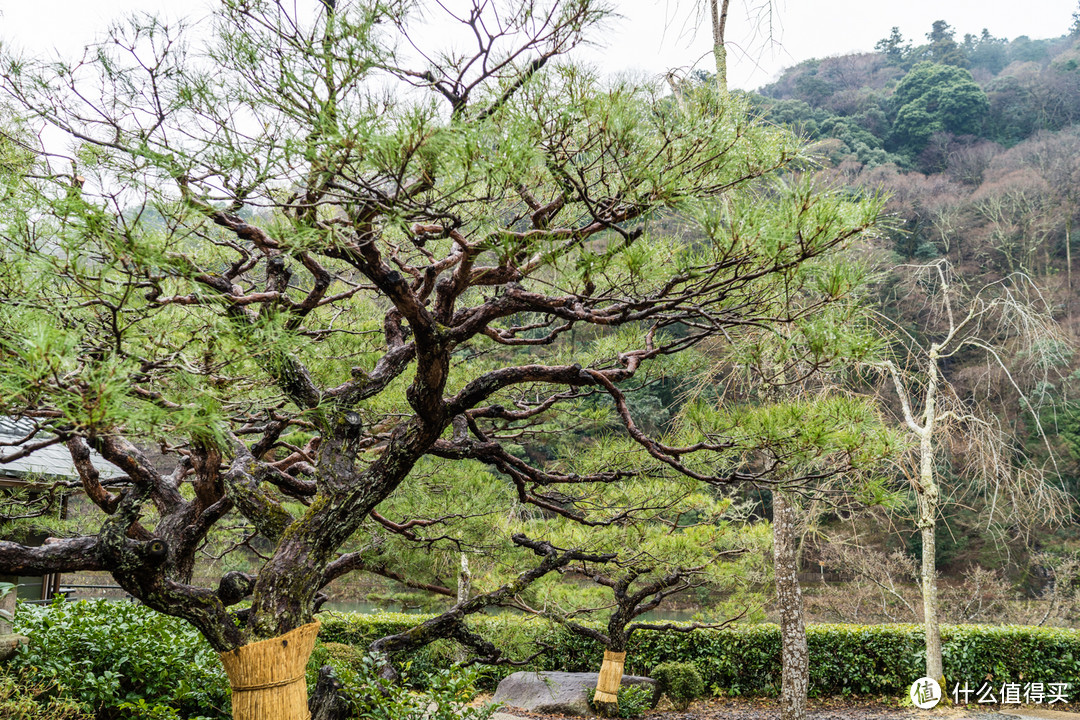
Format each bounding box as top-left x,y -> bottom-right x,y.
13,601 -> 1076,708
317,612 -> 1080,699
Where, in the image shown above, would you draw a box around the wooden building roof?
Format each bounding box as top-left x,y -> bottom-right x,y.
0,417 -> 118,483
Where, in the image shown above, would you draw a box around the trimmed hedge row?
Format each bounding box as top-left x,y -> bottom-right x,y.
317,612 -> 1080,699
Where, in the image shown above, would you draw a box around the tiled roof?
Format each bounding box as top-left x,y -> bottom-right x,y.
0,418 -> 119,480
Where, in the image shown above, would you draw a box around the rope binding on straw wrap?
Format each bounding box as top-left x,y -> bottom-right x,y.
219,620 -> 321,720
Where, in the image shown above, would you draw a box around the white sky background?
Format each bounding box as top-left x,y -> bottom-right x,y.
0,0 -> 1075,90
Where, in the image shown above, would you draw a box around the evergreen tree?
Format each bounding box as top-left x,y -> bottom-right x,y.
926,20 -> 968,67
0,2 -> 885,717
875,27 -> 911,66
890,62 -> 989,157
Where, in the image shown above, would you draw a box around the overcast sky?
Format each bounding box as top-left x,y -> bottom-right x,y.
0,1 -> 1076,90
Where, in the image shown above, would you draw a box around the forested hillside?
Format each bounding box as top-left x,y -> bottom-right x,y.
734,16 -> 1080,600
756,20 -> 1080,165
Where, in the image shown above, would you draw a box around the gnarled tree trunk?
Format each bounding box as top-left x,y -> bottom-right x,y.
309,665 -> 350,720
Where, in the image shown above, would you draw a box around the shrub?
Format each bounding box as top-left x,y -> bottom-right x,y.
651,661 -> 704,710
0,667 -> 91,720
316,612 -> 461,689
588,684 -> 655,718
6,600 -> 1079,715
11,599 -> 230,720
305,641 -> 497,720
318,612 -> 1080,700
10,601 -> 501,720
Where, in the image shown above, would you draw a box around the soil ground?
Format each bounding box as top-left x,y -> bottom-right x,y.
486,696 -> 1051,720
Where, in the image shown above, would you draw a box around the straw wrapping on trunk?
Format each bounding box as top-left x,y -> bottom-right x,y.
219,620 -> 321,720
231,674 -> 307,692
594,649 -> 626,703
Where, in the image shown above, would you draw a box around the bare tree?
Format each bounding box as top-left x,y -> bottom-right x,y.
813,540 -> 1080,628
873,258 -> 1071,682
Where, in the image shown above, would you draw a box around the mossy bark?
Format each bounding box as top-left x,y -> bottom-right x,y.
920,503 -> 943,683
774,491 -> 808,720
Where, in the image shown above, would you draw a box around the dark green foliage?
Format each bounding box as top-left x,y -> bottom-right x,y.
750,97 -> 902,168
985,74 -> 1042,144
11,599 -> 230,720
1057,403 -> 1080,462
587,684 -> 655,718
1009,36 -> 1054,64
875,28 -> 911,67
905,518 -> 969,570
319,613 -> 1080,699
889,63 -> 989,157
966,30 -> 1008,75
650,662 -> 704,710
925,21 -> 968,68
304,642 -> 496,720
761,24 -> 1080,156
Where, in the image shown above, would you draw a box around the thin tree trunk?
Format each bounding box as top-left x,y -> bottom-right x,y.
918,423 -> 943,682
454,554 -> 472,662
774,490 -> 808,720
919,355 -> 943,683
710,0 -> 730,94
1067,219 -> 1072,317
457,553 -> 471,604
665,73 -> 688,113
919,511 -> 942,682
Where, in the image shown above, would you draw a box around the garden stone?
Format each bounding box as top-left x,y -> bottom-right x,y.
0,583 -> 14,635
0,634 -> 28,662
492,671 -> 658,716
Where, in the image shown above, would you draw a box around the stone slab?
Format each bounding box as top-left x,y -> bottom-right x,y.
492,671 -> 657,717
0,634 -> 28,662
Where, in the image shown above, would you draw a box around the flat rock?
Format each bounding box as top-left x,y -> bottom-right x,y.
492,671 -> 657,716
0,634 -> 28,662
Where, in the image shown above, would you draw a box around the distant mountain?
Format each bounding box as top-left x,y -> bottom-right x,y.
746,21 -> 1080,169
